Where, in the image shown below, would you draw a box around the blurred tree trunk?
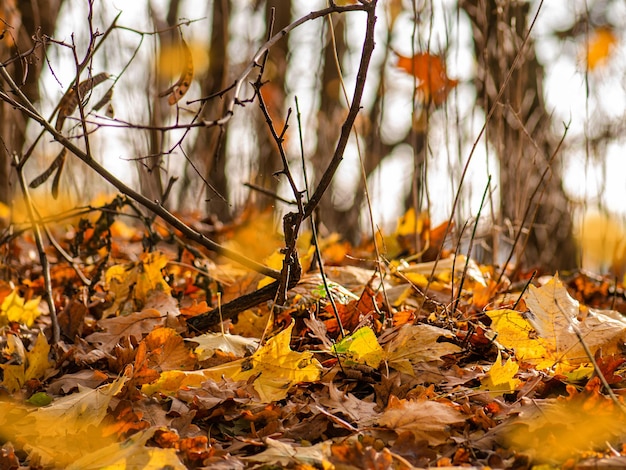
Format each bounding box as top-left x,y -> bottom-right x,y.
461,0 -> 578,271
252,0 -> 290,203
0,0 -> 64,204
315,15 -> 347,236
178,0 -> 231,220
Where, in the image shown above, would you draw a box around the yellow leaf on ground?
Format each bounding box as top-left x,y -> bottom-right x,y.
0,289 -> 42,326
0,374 -> 128,467
480,350 -> 521,395
486,309 -> 553,369
144,322 -> 322,402
1,332 -> 52,392
68,428 -> 185,470
333,326 -> 385,368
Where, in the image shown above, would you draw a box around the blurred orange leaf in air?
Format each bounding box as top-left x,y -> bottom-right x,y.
584,27 -> 618,70
396,52 -> 458,106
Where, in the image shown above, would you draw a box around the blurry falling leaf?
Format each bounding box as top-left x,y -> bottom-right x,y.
577,211 -> 626,279
386,0 -> 404,29
333,326 -> 385,368
56,72 -> 110,131
1,332 -> 52,393
0,288 -> 42,326
0,374 -> 128,467
506,378 -> 626,464
378,395 -> 465,445
524,275 -> 626,364
68,429 -> 185,470
480,350 -> 521,395
159,38 -> 195,105
583,27 -> 618,70
396,52 -> 458,106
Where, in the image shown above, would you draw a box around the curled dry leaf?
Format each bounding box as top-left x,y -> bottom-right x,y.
55,72 -> 110,131
159,39 -> 194,105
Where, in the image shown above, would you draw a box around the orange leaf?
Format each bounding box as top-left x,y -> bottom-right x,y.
584,27 -> 618,71
396,52 -> 458,106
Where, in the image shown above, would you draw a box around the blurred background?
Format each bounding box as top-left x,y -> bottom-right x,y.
1,0 -> 625,275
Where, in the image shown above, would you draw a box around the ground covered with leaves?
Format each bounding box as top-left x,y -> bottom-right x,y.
2,204 -> 626,469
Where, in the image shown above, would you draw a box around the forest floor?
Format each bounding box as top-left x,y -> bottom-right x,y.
1,204 -> 626,470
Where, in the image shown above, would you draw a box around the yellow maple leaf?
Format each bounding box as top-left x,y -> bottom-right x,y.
486,309 -> 553,369
1,332 -> 52,392
0,289 -> 42,326
135,251 -> 171,301
480,350 -> 521,395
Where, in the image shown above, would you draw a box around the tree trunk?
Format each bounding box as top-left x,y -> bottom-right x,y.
0,0 -> 64,204
461,0 -> 578,271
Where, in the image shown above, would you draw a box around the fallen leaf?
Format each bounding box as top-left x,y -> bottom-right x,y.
524,275 -> 626,364
480,350 -> 521,395
385,323 -> 462,376
378,395 -> 465,445
333,326 -> 385,368
86,308 -> 163,353
187,331 -> 259,360
1,332 -> 52,393
0,289 -> 42,327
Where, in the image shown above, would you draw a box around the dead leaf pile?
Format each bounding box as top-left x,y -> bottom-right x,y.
3,206 -> 626,469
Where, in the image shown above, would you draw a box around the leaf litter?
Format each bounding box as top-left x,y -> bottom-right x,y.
3,208 -> 626,468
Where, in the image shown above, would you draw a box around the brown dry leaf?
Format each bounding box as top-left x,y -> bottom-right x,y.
47,369 -> 109,395
56,72 -> 110,131
159,38 -> 194,105
136,327 -> 196,372
85,309 -> 163,353
396,52 -> 458,106
384,324 -> 462,376
378,395 -> 465,445
316,382 -> 378,427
